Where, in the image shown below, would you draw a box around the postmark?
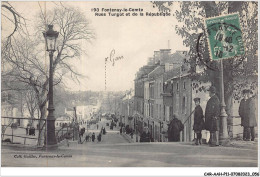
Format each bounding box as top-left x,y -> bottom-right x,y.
205,13 -> 245,60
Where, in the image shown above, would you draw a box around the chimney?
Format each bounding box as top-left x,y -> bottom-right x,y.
147,57 -> 155,65
154,51 -> 160,64
159,49 -> 171,64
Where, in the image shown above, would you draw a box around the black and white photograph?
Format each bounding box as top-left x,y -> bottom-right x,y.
1,1 -> 259,176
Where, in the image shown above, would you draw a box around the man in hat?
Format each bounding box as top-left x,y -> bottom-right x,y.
239,89 -> 250,140
205,86 -> 220,146
248,89 -> 257,141
240,89 -> 257,141
193,97 -> 205,145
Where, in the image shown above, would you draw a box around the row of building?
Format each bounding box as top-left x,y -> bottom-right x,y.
119,49 -> 212,142
118,48 -> 258,142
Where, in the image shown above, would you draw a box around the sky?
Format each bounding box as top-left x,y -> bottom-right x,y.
2,1 -> 187,92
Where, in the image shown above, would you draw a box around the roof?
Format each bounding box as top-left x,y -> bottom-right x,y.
135,64 -> 157,80
148,65 -> 165,79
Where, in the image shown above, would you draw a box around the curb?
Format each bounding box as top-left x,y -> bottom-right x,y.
1,140 -> 79,151
2,143 -> 40,151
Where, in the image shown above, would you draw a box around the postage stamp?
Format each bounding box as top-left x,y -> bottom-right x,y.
205,13 -> 245,60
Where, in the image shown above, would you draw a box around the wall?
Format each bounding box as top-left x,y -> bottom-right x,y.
172,76 -> 192,142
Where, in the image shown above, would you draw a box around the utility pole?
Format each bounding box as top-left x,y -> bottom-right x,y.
73,107 -> 79,141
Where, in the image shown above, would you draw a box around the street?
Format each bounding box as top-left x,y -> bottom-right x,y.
1,118 -> 258,167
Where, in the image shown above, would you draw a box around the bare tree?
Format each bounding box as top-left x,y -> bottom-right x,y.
2,4 -> 94,146
25,89 -> 39,120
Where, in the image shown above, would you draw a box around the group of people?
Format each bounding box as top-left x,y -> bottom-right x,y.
89,132 -> 100,142
193,86 -> 257,147
192,86 -> 220,146
25,125 -> 35,136
140,129 -> 151,142
83,132 -> 102,143
86,125 -> 107,143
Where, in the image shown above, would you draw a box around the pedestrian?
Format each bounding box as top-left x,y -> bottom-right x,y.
97,124 -> 99,130
248,90 -> 257,141
97,133 -> 102,142
79,127 -> 85,137
239,89 -> 250,140
65,132 -> 71,147
193,97 -> 205,145
103,127 -> 106,135
79,128 -> 85,144
31,127 -> 35,136
168,114 -> 184,142
140,130 -> 149,142
146,131 -> 151,142
240,89 -> 257,141
25,126 -> 29,135
120,127 -> 122,134
205,86 -> 220,147
92,132 -> 95,142
85,134 -> 90,142
130,129 -> 134,139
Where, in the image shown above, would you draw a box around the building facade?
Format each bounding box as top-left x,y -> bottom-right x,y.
133,49 -> 198,142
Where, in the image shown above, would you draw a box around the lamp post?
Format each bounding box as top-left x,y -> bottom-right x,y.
219,59 -> 228,143
135,117 -> 138,142
43,25 -> 59,147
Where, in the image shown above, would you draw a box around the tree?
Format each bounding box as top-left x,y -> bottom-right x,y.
1,2 -> 27,40
2,4 -> 94,146
153,1 -> 258,136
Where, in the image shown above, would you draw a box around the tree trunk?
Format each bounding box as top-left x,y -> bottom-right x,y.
37,104 -> 47,147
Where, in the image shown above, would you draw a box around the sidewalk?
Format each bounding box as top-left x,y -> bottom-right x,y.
222,138 -> 258,150
120,132 -> 258,151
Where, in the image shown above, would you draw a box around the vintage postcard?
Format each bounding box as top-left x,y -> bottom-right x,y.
1,1 -> 259,176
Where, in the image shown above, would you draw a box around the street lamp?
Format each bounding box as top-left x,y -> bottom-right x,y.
219,60 -> 228,143
43,25 -> 59,147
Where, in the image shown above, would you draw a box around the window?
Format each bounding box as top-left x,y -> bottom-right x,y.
163,105 -> 166,121
166,106 -> 170,121
176,96 -> 179,114
159,104 -> 161,119
151,104 -> 154,118
183,81 -> 186,90
170,106 -> 173,117
160,82 -> 162,94
157,104 -> 159,119
176,82 -> 179,91
182,96 -> 186,114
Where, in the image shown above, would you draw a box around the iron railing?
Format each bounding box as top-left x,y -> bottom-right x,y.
1,116 -> 79,145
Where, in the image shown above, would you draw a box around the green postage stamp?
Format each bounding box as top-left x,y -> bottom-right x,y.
205,13 -> 245,60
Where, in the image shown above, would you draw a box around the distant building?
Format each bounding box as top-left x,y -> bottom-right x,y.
119,90 -> 134,128
147,65 -> 164,142
133,49 -> 197,142
55,115 -> 72,128
134,64 -> 157,134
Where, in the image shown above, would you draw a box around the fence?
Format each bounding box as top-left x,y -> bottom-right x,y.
1,116 -> 46,145
1,116 -> 79,146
